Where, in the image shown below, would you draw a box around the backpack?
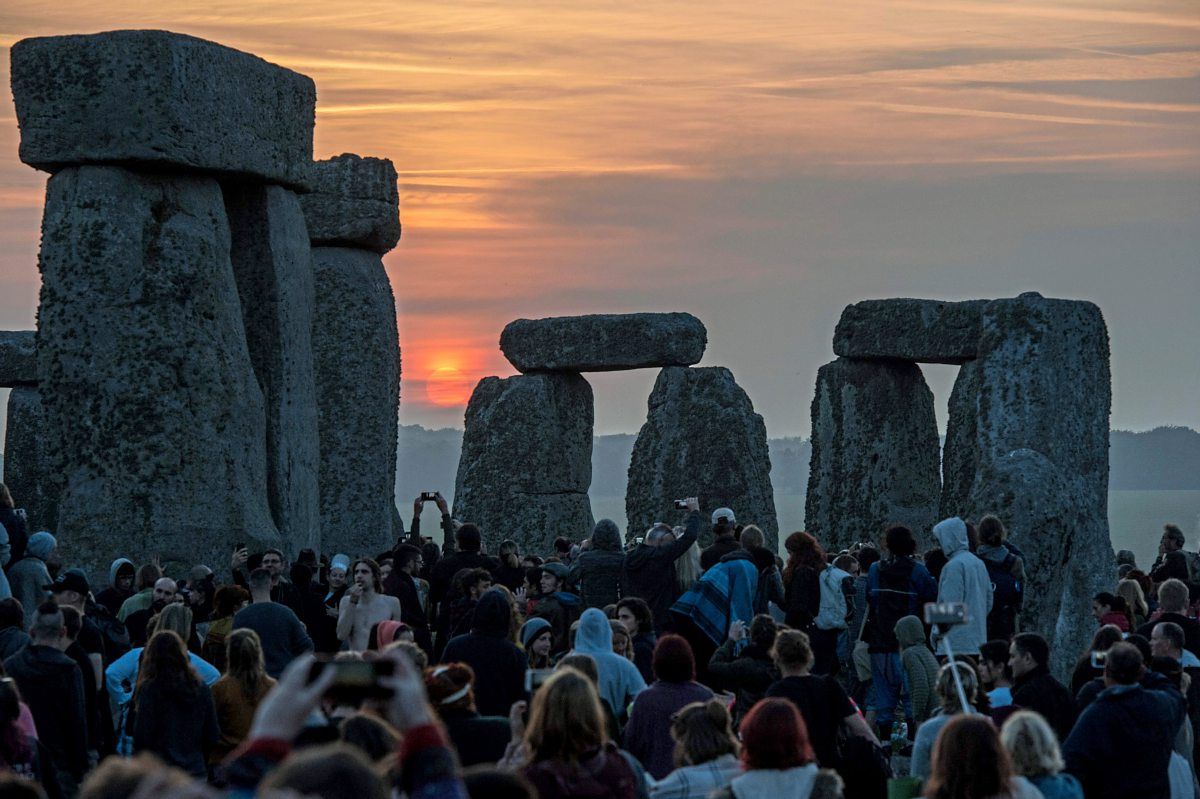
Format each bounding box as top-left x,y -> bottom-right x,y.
815,566 -> 851,631
86,599 -> 131,663
985,553 -> 1023,614
870,558 -> 919,648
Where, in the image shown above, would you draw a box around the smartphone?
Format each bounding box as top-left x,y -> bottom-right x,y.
310,659 -> 396,702
673,499 -> 689,510
924,601 -> 969,627
525,668 -> 554,694
421,492 -> 439,502
1090,650 -> 1108,669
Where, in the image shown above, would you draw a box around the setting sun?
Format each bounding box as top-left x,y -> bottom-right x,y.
425,366 -> 476,408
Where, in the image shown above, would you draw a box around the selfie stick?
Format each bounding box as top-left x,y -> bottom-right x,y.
940,629 -> 972,714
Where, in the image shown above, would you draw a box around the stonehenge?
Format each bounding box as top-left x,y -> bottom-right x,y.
809,292 -> 1113,676
500,313 -> 707,372
7,30 -> 403,576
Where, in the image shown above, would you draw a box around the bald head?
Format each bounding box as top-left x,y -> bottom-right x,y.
152,578 -> 177,607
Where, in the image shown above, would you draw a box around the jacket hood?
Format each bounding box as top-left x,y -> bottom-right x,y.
592,519 -> 621,552
25,531 -> 56,561
933,517 -> 968,557
471,589 -> 512,638
109,558 -> 135,587
895,615 -> 927,649
573,607 -> 613,654
719,549 -> 755,564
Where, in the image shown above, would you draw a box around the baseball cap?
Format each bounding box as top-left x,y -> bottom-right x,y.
712,508 -> 736,525
46,569 -> 90,596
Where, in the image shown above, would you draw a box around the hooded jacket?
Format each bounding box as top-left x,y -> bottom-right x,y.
931,518 -> 992,656
9,532 -> 54,628
571,607 -> 647,714
4,643 -> 87,778
569,519 -> 627,609
623,511 -> 701,631
895,615 -> 939,723
441,589 -> 527,716
96,558 -> 136,617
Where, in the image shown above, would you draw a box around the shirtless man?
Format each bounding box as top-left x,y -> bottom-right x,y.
336,558 -> 402,652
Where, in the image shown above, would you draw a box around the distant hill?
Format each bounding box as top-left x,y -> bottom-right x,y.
1110,427 -> 1200,490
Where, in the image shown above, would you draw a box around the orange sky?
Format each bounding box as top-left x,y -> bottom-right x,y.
1,0 -> 1198,436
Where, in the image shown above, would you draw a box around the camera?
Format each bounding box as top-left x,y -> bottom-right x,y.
309,658 -> 395,702
1090,650 -> 1108,669
673,499 -> 689,509
525,668 -> 554,693
924,602 -> 969,627
421,492 -> 439,502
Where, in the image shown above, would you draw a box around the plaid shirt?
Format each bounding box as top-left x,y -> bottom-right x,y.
648,753 -> 742,799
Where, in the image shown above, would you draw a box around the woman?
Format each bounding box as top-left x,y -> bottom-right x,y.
741,527 -> 784,617
521,617 -> 554,669
616,597 -> 656,684
493,584 -> 525,644
510,667 -> 642,799
912,662 -> 984,780
130,630 -> 219,779
1116,579 -> 1149,630
1090,592 -> 1130,632
782,532 -> 825,632
0,483 -> 28,572
624,635 -> 714,779
924,715 -> 1042,799
648,699 -> 742,799
313,555 -> 350,653
1000,711 -> 1084,799
711,698 -> 842,799
494,540 -> 526,591
610,620 -> 634,662
210,628 -> 276,764
0,677 -> 55,794
708,615 -> 779,728
675,539 -> 701,595
202,585 -> 249,670
424,662 -> 510,767
1068,624 -> 1123,696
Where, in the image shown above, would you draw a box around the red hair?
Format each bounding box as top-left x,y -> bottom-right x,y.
739,698 -> 814,769
652,634 -> 696,683
783,532 -> 826,586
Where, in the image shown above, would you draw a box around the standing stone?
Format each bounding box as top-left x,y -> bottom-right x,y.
805,358 -> 940,552
225,184 -> 320,554
299,155 -> 401,253
3,388 -> 57,532
37,166 -> 280,578
11,30 -> 314,189
833,299 -> 987,364
454,373 -> 594,554
940,359 -> 980,519
500,313 -> 707,373
627,367 -> 777,549
310,248 -> 400,556
0,332 -> 37,386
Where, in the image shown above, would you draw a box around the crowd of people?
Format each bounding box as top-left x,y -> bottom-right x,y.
0,481 -> 1195,798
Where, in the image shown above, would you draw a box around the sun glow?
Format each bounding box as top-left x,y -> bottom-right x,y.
425,366 -> 476,408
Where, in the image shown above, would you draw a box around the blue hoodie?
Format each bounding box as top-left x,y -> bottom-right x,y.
571,607 -> 647,713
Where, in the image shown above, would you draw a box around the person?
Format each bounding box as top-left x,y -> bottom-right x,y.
424,662 -> 510,767
646,699 -> 742,799
931,517 -> 992,658
810,555 -> 854,677
1008,632 -> 1076,741
0,484 -> 28,571
0,677 -> 55,794
502,667 -> 642,799
231,568 -> 313,678
923,715 -> 1043,799
1150,620 -> 1200,767
117,563 -> 162,622
896,614 -> 940,725
707,614 -> 779,728
9,532 -> 55,628
520,617 -> 554,669
438,567 -> 494,646
1089,592 -> 1129,632
529,562 -> 582,656
122,577 -> 182,648
616,597 -> 657,684
611,619 -> 635,662
570,519 -> 627,609
570,607 -> 647,719
675,537 -> 702,595
0,598 -> 29,660
313,554 -> 350,654
624,635 -> 714,779
974,515 -> 1025,641
59,606 -> 103,761
669,544 -> 758,676
781,532 -> 823,633
623,499 -> 701,632
864,524 -> 937,738
202,584 -> 249,670
3,601 -> 86,791
441,588 -> 527,717
129,630 -> 218,778
260,548 -> 303,614
429,521 -> 497,622
492,539 -> 526,591
911,661 -> 983,780
210,628 -> 276,764
709,697 -> 843,799
978,639 -> 1015,710
700,509 -> 739,571
1001,711 -> 1084,799
1068,625 -> 1123,696
1063,642 -> 1187,798
382,544 -> 432,654
94,558 -> 136,617
1136,578 -> 1200,656
741,528 -> 784,617
337,558 -> 402,652
1150,523 -> 1193,586
1116,578 -> 1149,630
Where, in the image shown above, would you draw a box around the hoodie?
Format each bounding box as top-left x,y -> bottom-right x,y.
895,615 -> 940,723
9,532 -> 54,628
441,589 -> 527,716
571,607 -> 647,714
96,558 -> 136,616
569,519 -> 627,609
931,518 -> 992,656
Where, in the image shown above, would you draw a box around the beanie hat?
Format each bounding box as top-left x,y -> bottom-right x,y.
329,554 -> 351,574
26,531 -> 56,561
520,617 -> 552,649
541,562 -> 568,583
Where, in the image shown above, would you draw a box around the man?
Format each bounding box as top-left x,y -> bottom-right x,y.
232,567 -> 313,678
1009,632 -> 1076,740
48,570 -> 104,689
116,563 -> 162,622
428,522 -> 498,620
95,559 -> 136,617
529,562 -> 582,656
383,544 -> 432,654
623,497 -> 701,632
700,508 -> 739,571
436,567 -> 492,648
9,531 -> 56,627
60,606 -> 102,764
261,548 -> 303,614
123,577 -> 180,648
931,517 -> 992,658
1151,620 -> 1200,765
1063,642 -> 1186,798
337,558 -> 402,652
4,601 -> 87,791
1137,578 -> 1200,656
568,519 -> 627,610
1150,523 -> 1193,585
441,588 -> 527,716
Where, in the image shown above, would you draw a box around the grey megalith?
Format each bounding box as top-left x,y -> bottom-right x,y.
0,332 -> 37,387
940,358 -> 980,519
454,373 -> 594,554
833,299 -> 987,364
37,166 -> 281,578
299,154 -> 402,254
10,30 -> 315,190
3,388 -> 58,533
225,183 -> 321,554
500,312 -> 707,373
627,366 -> 777,550
805,357 -> 941,552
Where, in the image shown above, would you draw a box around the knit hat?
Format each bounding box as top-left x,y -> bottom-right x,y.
329,554 -> 351,574
26,531 -> 56,561
520,617 -> 552,649
711,508 -> 735,525
541,562 -> 568,583
375,620 -> 404,648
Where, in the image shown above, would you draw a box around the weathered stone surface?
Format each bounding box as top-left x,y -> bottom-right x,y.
454,373 -> 594,554
805,358 -> 940,551
832,299 -> 987,364
940,359 -> 980,519
627,366 -> 777,549
11,30 -> 314,189
37,165 -> 281,580
311,247 -> 400,556
0,332 -> 37,386
3,388 -> 58,532
500,313 -> 707,373
299,155 -> 400,254
225,183 -> 320,554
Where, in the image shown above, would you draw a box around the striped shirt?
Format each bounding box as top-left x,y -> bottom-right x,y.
647,753 -> 742,799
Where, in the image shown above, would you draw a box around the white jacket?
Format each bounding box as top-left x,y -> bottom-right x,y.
932,517 -> 993,656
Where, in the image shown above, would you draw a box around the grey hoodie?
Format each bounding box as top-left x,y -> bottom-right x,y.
931,518 -> 992,656
572,607 -> 646,712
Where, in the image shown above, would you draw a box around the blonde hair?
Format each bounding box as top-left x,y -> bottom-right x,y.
936,661 -> 978,709
675,541 -> 701,593
1116,579 -> 1148,621
740,526 -> 765,550
155,603 -> 193,640
524,667 -> 605,764
1000,710 -> 1064,777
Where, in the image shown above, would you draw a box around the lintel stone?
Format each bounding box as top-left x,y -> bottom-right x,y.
0,331 -> 37,386
833,298 -> 987,364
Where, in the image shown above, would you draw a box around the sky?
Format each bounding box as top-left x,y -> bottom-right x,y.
1,0 -> 1198,442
